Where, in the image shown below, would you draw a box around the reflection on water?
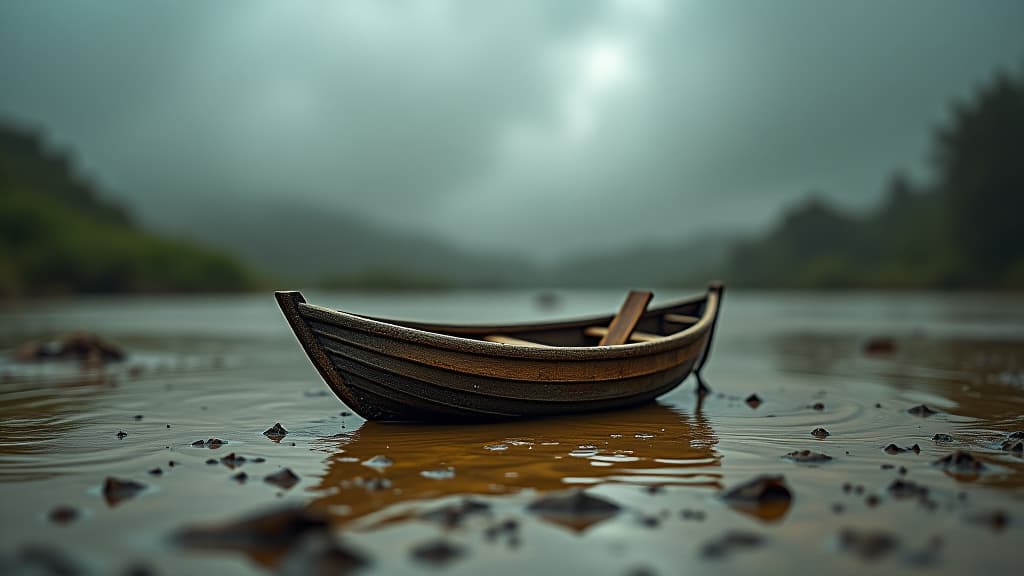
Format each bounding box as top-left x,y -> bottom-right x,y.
0,291 -> 1021,575
310,403 -> 720,529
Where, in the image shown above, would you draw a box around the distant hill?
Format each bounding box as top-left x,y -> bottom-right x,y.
0,122 -> 258,297
727,67 -> 1024,290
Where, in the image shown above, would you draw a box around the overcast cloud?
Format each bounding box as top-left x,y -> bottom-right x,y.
1,0 -> 1022,258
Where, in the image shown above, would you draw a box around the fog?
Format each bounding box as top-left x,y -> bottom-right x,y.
1,0 -> 1022,262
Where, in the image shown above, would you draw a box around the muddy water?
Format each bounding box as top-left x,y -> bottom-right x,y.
0,291 -> 1021,575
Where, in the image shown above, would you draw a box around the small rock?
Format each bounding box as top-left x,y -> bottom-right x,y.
745,394 -> 762,408
907,405 -> 937,417
811,428 -> 830,438
147,468 -> 163,476
263,423 -> 288,441
192,438 -> 225,449
865,495 -> 880,507
884,444 -> 905,454
421,499 -> 492,529
231,472 -> 248,484
700,531 -> 764,559
783,450 -> 833,464
205,458 -> 219,465
887,479 -> 929,499
933,451 -> 986,474
932,433 -> 954,442
410,539 -> 464,567
220,453 -> 247,469
720,475 -> 792,522
810,402 -> 825,411
116,431 -> 127,439
102,477 -> 146,506
264,468 -> 300,490
48,505 -> 79,525
837,528 -> 899,560
527,489 -> 621,532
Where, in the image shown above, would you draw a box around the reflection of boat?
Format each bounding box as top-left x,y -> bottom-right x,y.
306,402 -> 721,528
275,284 -> 723,421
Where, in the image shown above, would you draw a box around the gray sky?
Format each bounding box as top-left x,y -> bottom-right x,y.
1,0 -> 1022,259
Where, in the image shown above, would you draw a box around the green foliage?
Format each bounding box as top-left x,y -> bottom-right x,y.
0,123 -> 259,297
727,67 -> 1024,290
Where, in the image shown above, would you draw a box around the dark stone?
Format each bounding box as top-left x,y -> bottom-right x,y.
231,472 -> 248,484
887,479 -> 929,499
932,451 -> 986,474
810,402 -> 825,411
700,530 -> 764,559
883,443 -> 905,454
48,505 -> 80,525
205,458 -> 218,465
932,433 -> 954,442
907,404 -> 937,417
133,415 -> 143,421
265,468 -> 300,490
837,528 -> 899,560
783,450 -> 833,464
103,477 -> 146,507
116,431 -> 127,439
263,423 -> 288,441
192,438 -> 225,449
745,394 -> 762,408
220,453 -> 247,469
720,475 -> 792,522
410,539 -> 464,567
147,468 -> 163,476
811,427 -> 830,438
527,489 -> 621,532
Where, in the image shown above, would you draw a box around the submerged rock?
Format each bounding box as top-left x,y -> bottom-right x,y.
527,489 -> 621,532
933,451 -> 986,474
410,539 -> 464,567
837,528 -> 899,560
811,427 -> 830,438
102,477 -> 146,507
13,331 -> 125,364
220,453 -> 247,469
783,450 -> 833,464
745,394 -> 762,408
932,433 -> 954,442
265,468 -> 301,490
720,475 -> 792,522
192,438 -> 225,449
700,531 -> 765,559
907,404 -> 938,417
883,443 -> 920,455
263,423 -> 288,442
1000,439 -> 1023,453
887,479 -> 930,499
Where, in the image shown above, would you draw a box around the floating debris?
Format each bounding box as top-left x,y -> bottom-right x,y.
264,468 -> 300,490
147,467 -> 163,476
933,451 -> 986,474
263,423 -> 288,441
420,468 -> 455,480
410,539 -> 464,567
192,438 -> 225,449
887,479 -> 929,499
13,331 -> 125,364
745,394 -> 762,408
102,477 -> 146,507
783,450 -> 833,464
810,402 -> 825,411
811,427 -> 831,438
361,455 -> 394,470
116,430 -> 127,439
720,475 -> 792,522
837,528 -> 899,560
700,531 -> 764,559
205,458 -> 218,465
527,489 -> 621,532
220,453 -> 247,469
48,505 -> 79,525
932,433 -> 954,442
907,405 -> 937,417
231,472 -> 248,484
883,443 -> 920,455
863,337 -> 895,355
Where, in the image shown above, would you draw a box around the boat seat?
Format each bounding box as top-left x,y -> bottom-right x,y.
663,313 -> 699,325
583,326 -> 661,343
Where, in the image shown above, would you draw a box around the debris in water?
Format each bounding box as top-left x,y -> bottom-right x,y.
192,438 -> 225,449
527,489 -> 621,532
361,455 -> 393,470
220,453 -> 247,469
265,468 -> 300,490
263,423 -> 288,441
863,337 -> 895,355
410,539 -> 464,567
231,472 -> 248,484
887,479 -> 929,499
421,499 -> 492,529
720,475 -> 792,522
810,402 -> 825,411
837,528 -> 899,560
811,427 -> 831,438
745,394 -> 762,408
933,451 -> 986,474
700,531 -> 764,559
116,430 -> 127,439
102,477 -> 146,507
883,443 -> 920,455
205,458 -> 218,465
907,404 -> 937,417
147,468 -> 163,476
48,505 -> 79,525
932,433 -> 954,442
783,450 -> 832,464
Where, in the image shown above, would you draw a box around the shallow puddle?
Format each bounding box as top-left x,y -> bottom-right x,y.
0,291 -> 1022,575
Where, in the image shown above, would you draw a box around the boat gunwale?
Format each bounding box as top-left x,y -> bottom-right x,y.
292,284 -> 722,362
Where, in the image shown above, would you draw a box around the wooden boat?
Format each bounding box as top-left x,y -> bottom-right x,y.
275,283 -> 723,421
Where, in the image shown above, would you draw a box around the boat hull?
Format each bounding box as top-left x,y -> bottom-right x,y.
276,285 -> 722,421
